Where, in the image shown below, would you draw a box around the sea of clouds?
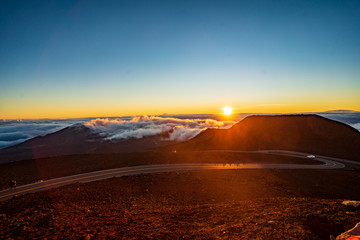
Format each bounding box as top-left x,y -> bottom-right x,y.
84,115 -> 235,142
0,119 -> 83,149
0,115 -> 235,149
1,112 -> 359,150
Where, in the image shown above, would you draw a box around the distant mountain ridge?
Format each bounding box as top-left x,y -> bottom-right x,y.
0,125 -> 175,163
0,114 -> 359,163
168,114 -> 360,161
323,110 -> 358,113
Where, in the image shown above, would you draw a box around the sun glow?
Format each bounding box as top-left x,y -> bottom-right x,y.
223,107 -> 232,115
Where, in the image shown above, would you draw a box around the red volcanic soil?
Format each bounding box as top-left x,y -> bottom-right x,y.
169,115 -> 360,161
1,170 -> 360,239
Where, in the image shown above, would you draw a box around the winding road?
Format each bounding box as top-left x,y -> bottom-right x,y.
0,150 -> 358,201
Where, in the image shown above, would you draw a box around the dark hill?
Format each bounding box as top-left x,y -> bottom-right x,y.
0,125 -> 174,163
0,125 -> 98,163
169,115 -> 360,161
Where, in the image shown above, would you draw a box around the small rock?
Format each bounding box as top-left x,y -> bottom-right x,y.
342,200 -> 360,208
346,211 -> 355,216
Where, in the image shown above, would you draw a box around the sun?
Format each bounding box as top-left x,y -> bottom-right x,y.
223,106 -> 232,115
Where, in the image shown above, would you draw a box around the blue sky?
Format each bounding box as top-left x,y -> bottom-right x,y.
1,0 -> 359,118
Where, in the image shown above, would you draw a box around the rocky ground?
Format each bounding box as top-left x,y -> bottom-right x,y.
1,170 -> 360,239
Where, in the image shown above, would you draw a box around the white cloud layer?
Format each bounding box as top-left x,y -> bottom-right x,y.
84,115 -> 236,142
0,113 -> 359,150
351,123 -> 360,131
0,119 -> 82,149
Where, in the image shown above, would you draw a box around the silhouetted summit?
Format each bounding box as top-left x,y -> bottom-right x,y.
170,115 -> 360,160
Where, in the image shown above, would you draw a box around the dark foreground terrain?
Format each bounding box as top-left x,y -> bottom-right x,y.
0,151 -> 316,190
1,169 -> 360,239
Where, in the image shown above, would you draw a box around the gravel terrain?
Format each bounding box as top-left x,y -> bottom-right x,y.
1,170 -> 360,239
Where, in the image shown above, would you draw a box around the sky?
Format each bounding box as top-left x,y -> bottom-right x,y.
0,0 -> 359,119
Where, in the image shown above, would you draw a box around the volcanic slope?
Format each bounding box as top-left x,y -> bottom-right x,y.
0,125 -> 174,163
169,115 -> 360,161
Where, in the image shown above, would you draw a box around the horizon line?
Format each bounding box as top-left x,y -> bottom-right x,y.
1,110 -> 358,121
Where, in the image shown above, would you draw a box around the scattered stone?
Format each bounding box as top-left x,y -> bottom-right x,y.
342,201 -> 360,208
346,211 -> 356,216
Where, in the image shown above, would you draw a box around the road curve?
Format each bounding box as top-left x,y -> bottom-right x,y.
0,150 -> 354,202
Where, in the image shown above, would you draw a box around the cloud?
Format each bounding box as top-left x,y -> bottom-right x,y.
84,115 -> 236,142
351,123 -> 360,131
0,132 -> 29,142
318,112 -> 360,131
1,113 -> 358,150
0,116 -> 235,149
0,119 -> 80,149
168,126 -> 202,141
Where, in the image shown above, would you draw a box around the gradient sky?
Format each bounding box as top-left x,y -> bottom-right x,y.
1,0 -> 359,119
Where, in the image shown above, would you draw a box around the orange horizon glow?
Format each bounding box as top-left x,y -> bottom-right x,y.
1,102 -> 359,120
